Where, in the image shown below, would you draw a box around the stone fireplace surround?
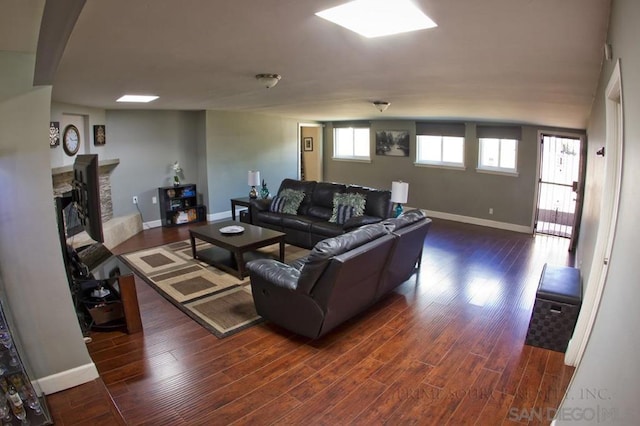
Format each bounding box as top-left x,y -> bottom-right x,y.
51,158 -> 142,249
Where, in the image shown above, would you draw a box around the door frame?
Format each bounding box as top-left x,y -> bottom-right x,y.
531,130 -> 586,241
565,59 -> 624,366
297,122 -> 324,181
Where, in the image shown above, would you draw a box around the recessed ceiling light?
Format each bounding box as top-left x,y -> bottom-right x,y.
316,0 -> 437,38
116,95 -> 159,103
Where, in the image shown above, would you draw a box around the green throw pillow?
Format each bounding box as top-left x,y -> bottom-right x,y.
279,189 -> 305,215
329,193 -> 366,223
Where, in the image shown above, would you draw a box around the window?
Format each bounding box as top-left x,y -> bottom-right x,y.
415,122 -> 466,169
416,135 -> 465,167
476,125 -> 521,175
478,138 -> 518,173
333,127 -> 370,161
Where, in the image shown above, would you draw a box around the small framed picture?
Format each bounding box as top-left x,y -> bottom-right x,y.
93,125 -> 106,145
49,121 -> 60,147
303,137 -> 313,152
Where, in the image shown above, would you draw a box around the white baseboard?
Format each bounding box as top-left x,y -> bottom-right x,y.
34,362 -> 99,395
423,209 -> 532,234
202,207 -> 531,234
208,210 -> 233,222
143,219 -> 163,229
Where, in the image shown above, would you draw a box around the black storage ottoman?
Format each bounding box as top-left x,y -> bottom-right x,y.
525,264 -> 582,352
239,209 -> 251,224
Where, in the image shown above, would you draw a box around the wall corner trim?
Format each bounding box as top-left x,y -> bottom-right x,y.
34,362 -> 99,395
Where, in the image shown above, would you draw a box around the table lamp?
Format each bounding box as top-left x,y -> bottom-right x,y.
248,170 -> 261,199
391,181 -> 409,218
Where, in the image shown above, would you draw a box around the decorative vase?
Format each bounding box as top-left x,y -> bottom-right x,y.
260,180 -> 270,199
173,175 -> 180,187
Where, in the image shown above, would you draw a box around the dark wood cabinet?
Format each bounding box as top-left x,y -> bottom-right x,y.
158,184 -> 206,227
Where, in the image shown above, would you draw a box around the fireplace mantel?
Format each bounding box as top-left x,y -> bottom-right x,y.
51,158 -> 120,177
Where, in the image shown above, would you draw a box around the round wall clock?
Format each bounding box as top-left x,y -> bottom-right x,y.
63,124 -> 80,156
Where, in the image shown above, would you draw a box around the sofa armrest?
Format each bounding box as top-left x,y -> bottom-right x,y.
342,215 -> 382,231
246,259 -> 301,290
250,198 -> 272,213
288,256 -> 309,271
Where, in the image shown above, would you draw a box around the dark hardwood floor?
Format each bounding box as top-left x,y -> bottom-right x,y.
47,219 -> 575,425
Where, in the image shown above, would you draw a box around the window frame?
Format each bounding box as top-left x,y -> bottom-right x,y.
477,137 -> 519,176
415,134 -> 466,170
332,126 -> 371,162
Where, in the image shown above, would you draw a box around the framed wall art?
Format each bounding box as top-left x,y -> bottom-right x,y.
375,130 -> 410,157
93,125 -> 106,145
303,137 -> 313,152
49,121 -> 60,147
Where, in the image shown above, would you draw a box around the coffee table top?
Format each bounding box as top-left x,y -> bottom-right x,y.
189,220 -> 284,249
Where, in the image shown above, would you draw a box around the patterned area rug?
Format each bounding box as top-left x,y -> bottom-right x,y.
120,239 -> 308,338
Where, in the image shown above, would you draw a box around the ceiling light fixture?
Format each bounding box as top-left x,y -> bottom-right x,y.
116,94 -> 159,103
373,101 -> 391,112
255,74 -> 282,88
316,0 -> 437,38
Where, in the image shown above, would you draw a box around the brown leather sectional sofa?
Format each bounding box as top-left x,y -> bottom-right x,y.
246,210 -> 432,339
250,178 -> 393,249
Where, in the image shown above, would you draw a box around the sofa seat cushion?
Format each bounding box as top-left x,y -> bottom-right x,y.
307,205 -> 333,221
281,215 -> 319,232
310,221 -> 345,238
255,211 -> 284,227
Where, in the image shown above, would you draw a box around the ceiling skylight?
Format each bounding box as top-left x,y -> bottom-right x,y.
315,0 -> 437,38
116,95 -> 159,103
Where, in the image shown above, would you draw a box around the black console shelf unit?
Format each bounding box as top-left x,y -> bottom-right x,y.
158,184 -> 206,227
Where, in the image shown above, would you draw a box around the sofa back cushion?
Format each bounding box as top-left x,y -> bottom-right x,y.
311,182 -> 347,208
383,209 -> 426,231
345,186 -> 392,219
278,179 -> 317,215
305,181 -> 346,220
296,223 -> 388,294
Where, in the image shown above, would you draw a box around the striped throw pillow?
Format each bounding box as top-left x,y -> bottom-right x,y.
335,204 -> 356,225
269,196 -> 287,213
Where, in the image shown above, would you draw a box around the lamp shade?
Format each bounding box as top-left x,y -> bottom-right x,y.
248,170 -> 261,186
391,181 -> 409,203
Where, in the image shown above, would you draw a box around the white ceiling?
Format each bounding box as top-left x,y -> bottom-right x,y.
19,0 -> 614,128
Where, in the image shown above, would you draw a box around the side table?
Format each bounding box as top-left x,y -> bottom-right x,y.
230,197 -> 253,222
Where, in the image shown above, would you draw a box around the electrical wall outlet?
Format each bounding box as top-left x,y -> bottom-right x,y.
489,208 -> 493,215
152,196 -> 157,204
133,196 -> 138,204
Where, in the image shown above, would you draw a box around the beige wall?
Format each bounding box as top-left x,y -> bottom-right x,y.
323,120 -> 576,228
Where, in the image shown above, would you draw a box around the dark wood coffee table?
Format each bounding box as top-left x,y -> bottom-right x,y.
189,221 -> 285,279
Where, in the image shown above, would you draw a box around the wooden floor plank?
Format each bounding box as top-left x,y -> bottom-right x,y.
45,218 -> 576,425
